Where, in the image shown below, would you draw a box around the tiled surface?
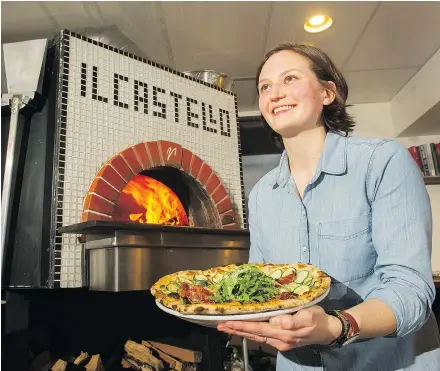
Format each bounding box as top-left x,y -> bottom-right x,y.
57,32 -> 244,287
81,140 -> 239,230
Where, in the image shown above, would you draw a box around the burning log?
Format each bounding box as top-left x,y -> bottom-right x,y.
124,340 -> 164,371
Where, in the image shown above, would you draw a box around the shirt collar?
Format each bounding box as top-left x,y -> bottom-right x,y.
271,131 -> 348,188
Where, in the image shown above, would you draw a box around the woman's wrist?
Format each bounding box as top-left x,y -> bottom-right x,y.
326,313 -> 343,344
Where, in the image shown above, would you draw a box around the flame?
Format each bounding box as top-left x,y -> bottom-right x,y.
113,174 -> 189,226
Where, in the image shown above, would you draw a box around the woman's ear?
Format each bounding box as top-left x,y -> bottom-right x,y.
323,81 -> 337,106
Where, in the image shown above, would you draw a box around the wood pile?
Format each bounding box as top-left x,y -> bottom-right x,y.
29,351 -> 99,371
28,340 -> 202,371
122,340 -> 201,371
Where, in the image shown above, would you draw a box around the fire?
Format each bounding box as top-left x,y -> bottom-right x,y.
113,174 -> 189,226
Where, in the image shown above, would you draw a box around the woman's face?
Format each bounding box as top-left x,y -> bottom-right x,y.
258,50 -> 334,138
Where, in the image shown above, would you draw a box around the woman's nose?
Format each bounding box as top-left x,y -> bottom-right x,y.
269,85 -> 286,102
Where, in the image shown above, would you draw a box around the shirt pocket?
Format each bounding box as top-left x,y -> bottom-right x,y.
317,214 -> 375,283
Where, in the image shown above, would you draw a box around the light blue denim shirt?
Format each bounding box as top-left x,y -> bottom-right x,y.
248,132 -> 440,371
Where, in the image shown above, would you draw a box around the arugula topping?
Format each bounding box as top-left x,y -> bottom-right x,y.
211,265 -> 278,304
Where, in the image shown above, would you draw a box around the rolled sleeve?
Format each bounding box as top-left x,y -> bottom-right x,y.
247,184 -> 265,264
365,140 -> 435,337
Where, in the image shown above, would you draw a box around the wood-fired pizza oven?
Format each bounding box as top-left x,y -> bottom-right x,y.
3,29 -> 250,292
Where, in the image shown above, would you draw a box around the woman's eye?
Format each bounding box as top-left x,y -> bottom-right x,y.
259,84 -> 270,93
284,75 -> 297,83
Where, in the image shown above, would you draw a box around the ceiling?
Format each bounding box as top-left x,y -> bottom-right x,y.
2,1 -> 440,113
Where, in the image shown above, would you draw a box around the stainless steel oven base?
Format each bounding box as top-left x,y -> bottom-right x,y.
80,226 -> 250,291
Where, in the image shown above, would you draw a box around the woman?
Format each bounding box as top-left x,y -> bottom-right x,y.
218,43 -> 440,370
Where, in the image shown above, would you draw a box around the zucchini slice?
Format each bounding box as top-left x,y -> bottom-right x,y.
178,276 -> 193,284
194,274 -> 208,282
270,269 -> 283,280
211,273 -> 224,283
282,267 -> 296,277
294,270 -> 309,284
293,285 -> 310,295
167,282 -> 181,293
303,276 -> 313,286
287,283 -> 301,291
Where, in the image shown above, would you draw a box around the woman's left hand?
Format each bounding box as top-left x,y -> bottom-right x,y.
217,305 -> 342,352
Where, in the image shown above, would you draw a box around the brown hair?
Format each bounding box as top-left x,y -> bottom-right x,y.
256,43 -> 355,148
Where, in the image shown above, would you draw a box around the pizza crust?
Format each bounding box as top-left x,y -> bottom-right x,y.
151,263 -> 331,315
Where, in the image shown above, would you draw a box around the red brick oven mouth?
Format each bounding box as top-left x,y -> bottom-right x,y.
60,140 -> 249,292
81,140 -> 238,230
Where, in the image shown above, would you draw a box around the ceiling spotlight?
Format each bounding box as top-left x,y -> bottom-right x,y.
304,15 -> 333,34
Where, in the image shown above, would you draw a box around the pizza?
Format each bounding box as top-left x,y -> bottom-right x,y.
151,263 -> 331,315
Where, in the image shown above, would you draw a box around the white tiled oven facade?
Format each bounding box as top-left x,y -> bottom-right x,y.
55,31 -> 245,287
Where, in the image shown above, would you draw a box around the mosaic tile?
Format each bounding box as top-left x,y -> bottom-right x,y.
55,32 -> 245,287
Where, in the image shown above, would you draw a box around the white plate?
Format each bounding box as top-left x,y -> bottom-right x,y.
155,287 -> 330,328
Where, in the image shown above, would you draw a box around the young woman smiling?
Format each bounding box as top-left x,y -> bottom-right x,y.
217,44 -> 440,371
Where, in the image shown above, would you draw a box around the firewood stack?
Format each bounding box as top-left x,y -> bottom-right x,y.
30,352 -> 102,371
122,340 -> 201,371
28,340 -> 202,371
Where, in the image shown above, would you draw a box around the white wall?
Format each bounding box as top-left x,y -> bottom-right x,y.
348,102 -> 394,138
391,48 -> 440,136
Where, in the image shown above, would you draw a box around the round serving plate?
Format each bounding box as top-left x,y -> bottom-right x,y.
155,287 -> 330,328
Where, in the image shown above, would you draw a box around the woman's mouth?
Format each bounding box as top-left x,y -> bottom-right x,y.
272,105 -> 296,115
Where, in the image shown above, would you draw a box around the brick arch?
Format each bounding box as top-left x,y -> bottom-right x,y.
81,140 -> 238,229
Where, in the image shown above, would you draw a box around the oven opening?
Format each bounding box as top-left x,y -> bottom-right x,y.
113,167 -> 190,226
112,166 -> 222,228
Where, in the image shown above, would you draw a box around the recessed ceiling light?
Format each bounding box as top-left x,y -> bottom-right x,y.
304,15 -> 333,34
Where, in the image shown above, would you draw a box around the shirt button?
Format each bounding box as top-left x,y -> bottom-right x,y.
302,245 -> 307,252
313,348 -> 318,355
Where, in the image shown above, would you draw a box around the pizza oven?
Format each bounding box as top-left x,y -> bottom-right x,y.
2,30 -> 250,292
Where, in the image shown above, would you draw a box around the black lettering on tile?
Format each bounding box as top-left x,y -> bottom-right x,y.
201,103 -> 206,130
186,97 -> 199,128
208,104 -> 217,133
219,109 -> 231,137
114,73 -> 129,109
153,86 -> 166,119
81,63 -> 87,97
170,92 -> 182,123
92,66 -> 108,103
134,80 -> 148,114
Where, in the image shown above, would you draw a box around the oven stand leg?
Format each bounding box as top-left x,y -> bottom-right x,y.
242,337 -> 249,371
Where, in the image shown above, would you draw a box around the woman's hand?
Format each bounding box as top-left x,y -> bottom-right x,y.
217,305 -> 342,352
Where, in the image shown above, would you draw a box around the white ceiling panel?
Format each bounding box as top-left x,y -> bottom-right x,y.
1,2 -> 59,41
266,1 -> 379,68
161,1 -> 270,77
345,2 -> 440,71
1,0 -> 440,123
100,1 -> 172,67
345,67 -> 419,104
234,80 -> 258,112
36,1 -> 104,29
